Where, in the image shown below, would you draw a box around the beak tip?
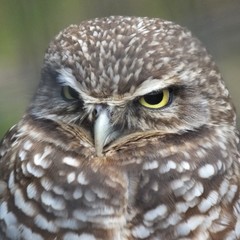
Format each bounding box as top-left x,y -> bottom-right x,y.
95,148 -> 103,157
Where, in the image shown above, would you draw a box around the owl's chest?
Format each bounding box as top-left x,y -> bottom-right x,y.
2,137 -> 239,240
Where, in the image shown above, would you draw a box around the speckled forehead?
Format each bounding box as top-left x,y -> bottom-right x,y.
44,16 -> 202,96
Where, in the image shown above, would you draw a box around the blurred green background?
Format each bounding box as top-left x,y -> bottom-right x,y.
0,0 -> 240,138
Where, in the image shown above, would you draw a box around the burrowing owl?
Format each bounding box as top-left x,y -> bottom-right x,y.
0,16 -> 240,240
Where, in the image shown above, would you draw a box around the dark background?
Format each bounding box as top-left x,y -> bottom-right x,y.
0,0 -> 240,138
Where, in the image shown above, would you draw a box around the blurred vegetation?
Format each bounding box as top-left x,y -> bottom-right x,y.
0,0 -> 240,138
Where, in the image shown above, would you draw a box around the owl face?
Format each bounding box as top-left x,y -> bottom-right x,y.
28,17 -> 235,156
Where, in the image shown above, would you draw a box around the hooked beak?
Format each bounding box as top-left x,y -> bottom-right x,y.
94,107 -> 120,156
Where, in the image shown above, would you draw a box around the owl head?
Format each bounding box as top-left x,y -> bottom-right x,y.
28,16 -> 236,156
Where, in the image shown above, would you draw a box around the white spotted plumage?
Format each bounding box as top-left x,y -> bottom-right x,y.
0,16 -> 240,239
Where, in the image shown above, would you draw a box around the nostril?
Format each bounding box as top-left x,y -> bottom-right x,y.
93,108 -> 98,118
94,104 -> 108,118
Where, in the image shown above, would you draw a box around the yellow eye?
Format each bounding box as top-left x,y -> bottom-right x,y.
61,86 -> 79,100
139,89 -> 171,109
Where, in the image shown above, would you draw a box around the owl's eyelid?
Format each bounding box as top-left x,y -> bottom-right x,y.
139,87 -> 174,98
143,89 -> 166,97
134,90 -> 163,102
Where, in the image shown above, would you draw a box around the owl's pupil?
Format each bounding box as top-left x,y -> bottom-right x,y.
68,87 -> 79,99
144,92 -> 163,105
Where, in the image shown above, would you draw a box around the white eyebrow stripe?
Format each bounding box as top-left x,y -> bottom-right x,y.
58,68 -> 81,90
132,79 -> 172,97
